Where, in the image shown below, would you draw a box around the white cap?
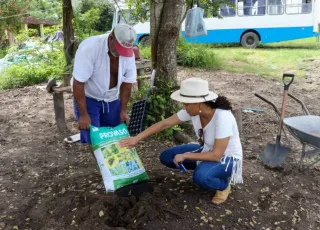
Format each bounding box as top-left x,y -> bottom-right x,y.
114,24 -> 137,57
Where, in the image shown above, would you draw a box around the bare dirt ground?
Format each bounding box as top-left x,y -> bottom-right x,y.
0,59 -> 320,230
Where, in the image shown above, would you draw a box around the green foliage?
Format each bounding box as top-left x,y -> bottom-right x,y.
28,28 -> 39,37
128,80 -> 149,110
147,78 -> 181,139
0,1 -> 29,26
0,42 -> 65,89
94,5 -> 114,32
73,0 -> 113,39
139,38 -> 222,69
0,48 -> 7,58
125,0 -> 233,23
0,0 -> 29,42
43,25 -> 61,36
177,38 -> 222,69
82,8 -> 102,35
14,30 -> 29,44
28,0 -> 62,21
126,0 -> 149,22
139,46 -> 151,59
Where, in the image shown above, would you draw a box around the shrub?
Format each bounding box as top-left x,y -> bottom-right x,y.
138,37 -> 222,69
177,38 -> 222,69
0,48 -> 65,89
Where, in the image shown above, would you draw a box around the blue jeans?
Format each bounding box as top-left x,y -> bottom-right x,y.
160,144 -> 234,191
74,97 -> 121,143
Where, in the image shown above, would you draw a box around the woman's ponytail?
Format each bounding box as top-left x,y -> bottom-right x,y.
204,96 -> 232,110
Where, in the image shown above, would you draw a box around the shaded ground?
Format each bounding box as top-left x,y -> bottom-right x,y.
0,59 -> 320,230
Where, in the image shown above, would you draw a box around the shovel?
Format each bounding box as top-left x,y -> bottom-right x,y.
261,73 -> 294,167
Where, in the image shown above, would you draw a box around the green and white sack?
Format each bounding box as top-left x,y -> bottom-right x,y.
90,123 -> 149,192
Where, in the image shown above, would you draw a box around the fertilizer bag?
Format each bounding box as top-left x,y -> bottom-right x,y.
185,6 -> 207,38
90,124 -> 149,192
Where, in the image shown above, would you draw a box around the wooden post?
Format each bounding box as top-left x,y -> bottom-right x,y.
232,108 -> 242,136
53,92 -> 67,133
137,68 -> 145,76
40,24 -> 44,37
21,23 -> 28,31
62,73 -> 71,86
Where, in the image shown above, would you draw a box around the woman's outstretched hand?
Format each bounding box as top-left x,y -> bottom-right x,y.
119,137 -> 139,149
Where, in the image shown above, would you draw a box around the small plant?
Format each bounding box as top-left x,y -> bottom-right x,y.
147,78 -> 181,140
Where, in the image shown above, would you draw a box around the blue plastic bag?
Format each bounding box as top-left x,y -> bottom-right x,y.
185,6 -> 207,38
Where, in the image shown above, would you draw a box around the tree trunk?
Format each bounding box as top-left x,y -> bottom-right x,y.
62,0 -> 74,67
150,0 -> 186,83
150,0 -> 164,70
147,0 -> 187,126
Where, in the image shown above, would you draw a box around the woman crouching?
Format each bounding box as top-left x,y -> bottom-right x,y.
120,78 -> 243,204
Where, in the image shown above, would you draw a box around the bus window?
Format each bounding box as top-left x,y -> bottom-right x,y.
238,0 -> 266,16
286,0 -> 312,14
268,0 -> 284,14
218,0 -> 236,17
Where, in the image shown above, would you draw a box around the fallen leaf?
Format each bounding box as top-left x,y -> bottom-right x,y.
99,211 -> 104,217
225,209 -> 232,215
13,226 -> 19,230
184,205 -> 187,210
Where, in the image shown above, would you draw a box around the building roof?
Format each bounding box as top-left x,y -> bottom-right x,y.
22,17 -> 60,26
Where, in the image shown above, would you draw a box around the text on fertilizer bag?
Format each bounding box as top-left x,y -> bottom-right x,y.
99,128 -> 129,140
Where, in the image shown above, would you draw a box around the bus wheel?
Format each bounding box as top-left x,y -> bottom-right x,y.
139,35 -> 151,46
241,32 -> 259,48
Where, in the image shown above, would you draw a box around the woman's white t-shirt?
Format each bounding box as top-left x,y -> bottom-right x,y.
177,109 -> 243,160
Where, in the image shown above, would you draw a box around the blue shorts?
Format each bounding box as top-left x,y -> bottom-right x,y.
74,96 -> 121,144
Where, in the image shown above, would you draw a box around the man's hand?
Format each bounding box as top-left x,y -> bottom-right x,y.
173,153 -> 186,167
119,137 -> 139,148
120,110 -> 129,125
78,113 -> 91,130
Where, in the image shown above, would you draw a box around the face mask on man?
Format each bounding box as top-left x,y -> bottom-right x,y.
109,35 -> 119,57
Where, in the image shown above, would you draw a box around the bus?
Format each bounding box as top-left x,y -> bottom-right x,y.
112,0 -> 320,48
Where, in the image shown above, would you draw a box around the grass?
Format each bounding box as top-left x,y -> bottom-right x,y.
140,37 -> 320,78
212,38 -> 320,78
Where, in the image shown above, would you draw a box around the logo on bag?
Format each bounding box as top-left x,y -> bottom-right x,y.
99,128 -> 128,140
92,127 -> 99,132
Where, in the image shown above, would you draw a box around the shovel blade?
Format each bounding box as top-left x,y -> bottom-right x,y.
262,143 -> 290,167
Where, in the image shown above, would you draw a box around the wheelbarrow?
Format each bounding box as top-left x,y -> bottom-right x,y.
255,93 -> 320,171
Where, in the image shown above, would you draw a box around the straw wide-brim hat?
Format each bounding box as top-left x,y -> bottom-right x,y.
171,78 -> 218,103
